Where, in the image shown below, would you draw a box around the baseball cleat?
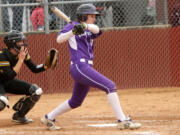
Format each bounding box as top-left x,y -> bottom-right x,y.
12,112 -> 33,124
41,115 -> 61,130
117,118 -> 141,130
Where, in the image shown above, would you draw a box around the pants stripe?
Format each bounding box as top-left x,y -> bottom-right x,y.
75,64 -> 110,93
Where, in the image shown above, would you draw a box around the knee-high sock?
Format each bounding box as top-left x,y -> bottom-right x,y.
107,92 -> 126,121
47,100 -> 72,120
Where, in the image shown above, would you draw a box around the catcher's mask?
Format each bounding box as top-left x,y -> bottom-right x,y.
4,30 -> 27,52
76,4 -> 100,22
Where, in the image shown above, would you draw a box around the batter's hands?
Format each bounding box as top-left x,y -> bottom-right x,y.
18,46 -> 28,61
72,23 -> 86,35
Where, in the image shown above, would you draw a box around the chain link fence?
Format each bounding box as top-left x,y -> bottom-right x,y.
0,0 -> 177,33
0,0 -> 179,93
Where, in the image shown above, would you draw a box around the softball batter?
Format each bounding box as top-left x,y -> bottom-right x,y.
41,3 -> 141,130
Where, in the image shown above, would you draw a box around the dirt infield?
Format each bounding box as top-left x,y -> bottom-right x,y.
0,87 -> 180,135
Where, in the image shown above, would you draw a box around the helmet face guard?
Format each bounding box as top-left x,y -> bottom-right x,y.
76,4 -> 100,21
4,30 -> 27,52
13,42 -> 27,52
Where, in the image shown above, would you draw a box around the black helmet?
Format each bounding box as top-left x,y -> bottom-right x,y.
76,4 -> 100,21
76,4 -> 100,15
4,30 -> 27,51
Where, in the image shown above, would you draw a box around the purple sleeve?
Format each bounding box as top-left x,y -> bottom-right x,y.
90,30 -> 102,39
59,23 -> 74,35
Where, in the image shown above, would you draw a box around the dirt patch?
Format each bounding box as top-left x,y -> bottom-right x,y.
1,87 -> 180,135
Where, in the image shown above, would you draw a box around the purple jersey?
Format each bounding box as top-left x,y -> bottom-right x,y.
59,21 -> 102,62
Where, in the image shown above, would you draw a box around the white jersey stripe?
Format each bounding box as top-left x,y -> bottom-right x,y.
69,36 -> 77,50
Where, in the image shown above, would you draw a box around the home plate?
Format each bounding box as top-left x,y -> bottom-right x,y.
88,123 -> 117,127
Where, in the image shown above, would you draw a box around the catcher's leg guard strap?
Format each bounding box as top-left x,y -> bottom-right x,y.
13,84 -> 42,116
0,95 -> 9,111
0,101 -> 6,111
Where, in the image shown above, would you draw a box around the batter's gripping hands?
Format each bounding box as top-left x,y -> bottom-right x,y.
72,23 -> 86,35
44,48 -> 58,70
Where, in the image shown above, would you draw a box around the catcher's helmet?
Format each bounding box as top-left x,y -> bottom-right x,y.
4,30 -> 27,51
76,4 -> 100,22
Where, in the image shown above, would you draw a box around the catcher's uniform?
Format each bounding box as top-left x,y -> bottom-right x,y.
1,30 -> 58,124
59,21 -> 116,108
0,48 -> 45,96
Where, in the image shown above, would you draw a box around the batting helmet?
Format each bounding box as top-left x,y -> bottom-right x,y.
76,4 -> 100,22
4,30 -> 27,51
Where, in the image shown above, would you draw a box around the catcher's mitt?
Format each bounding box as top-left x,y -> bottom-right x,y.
44,48 -> 58,69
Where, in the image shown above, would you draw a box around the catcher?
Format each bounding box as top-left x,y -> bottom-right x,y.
0,30 -> 58,124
